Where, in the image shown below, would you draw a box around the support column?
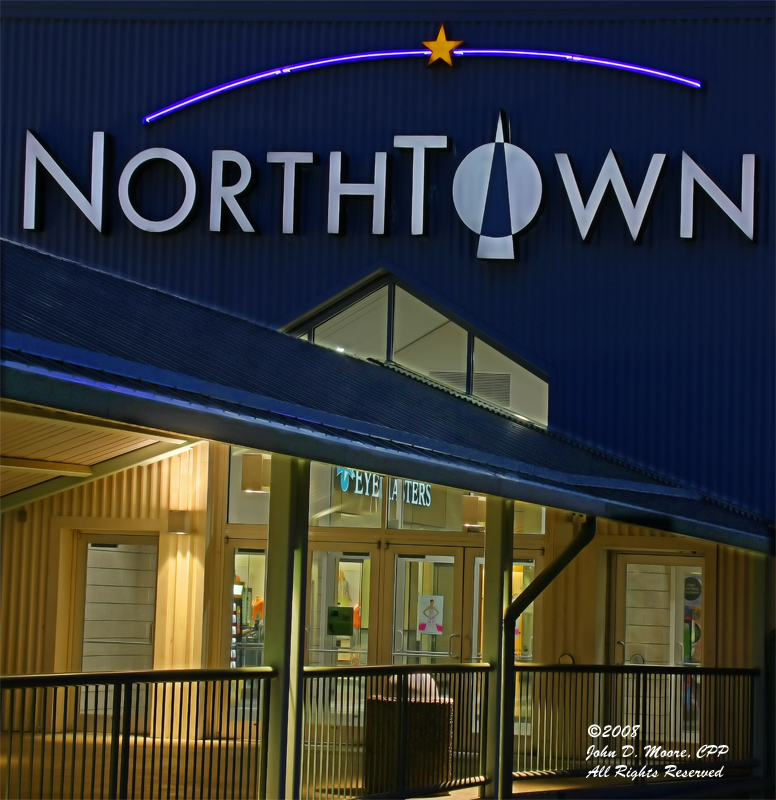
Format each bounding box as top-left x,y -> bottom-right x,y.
481,497 -> 513,798
263,455 -> 311,800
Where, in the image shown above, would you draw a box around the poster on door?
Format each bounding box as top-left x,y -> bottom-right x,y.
418,594 -> 444,635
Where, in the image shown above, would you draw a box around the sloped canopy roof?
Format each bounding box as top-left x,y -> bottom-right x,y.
1,240 -> 771,552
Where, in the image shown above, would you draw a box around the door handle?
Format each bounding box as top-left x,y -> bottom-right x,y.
462,633 -> 473,662
616,640 -> 625,665
448,632 -> 460,658
394,629 -> 403,652
677,642 -> 684,664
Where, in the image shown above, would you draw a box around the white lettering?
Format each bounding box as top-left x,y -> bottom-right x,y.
118,148 -> 197,233
555,150 -> 666,241
24,130 -> 105,231
424,484 -> 432,506
393,135 -> 448,234
355,470 -> 363,495
412,482 -> 419,505
389,478 -> 398,501
267,151 -> 314,233
680,152 -> 755,240
210,150 -> 254,232
327,151 -> 387,234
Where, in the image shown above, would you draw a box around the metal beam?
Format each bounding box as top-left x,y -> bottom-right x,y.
0,456 -> 92,477
0,439 -> 201,512
0,399 -> 188,444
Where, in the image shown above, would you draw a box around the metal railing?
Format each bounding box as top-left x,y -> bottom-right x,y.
1,668 -> 273,800
299,663 -> 491,799
510,664 -> 757,779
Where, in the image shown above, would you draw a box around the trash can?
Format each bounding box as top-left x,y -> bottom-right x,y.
363,691 -> 454,794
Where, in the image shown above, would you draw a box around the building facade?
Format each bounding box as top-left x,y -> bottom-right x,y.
1,2 -> 774,797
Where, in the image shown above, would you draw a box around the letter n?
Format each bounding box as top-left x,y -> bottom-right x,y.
24,131 -> 105,231
680,152 -> 755,240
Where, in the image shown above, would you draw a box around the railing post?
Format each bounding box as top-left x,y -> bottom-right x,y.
259,677 -> 271,800
108,681 -> 123,800
118,680 -> 133,799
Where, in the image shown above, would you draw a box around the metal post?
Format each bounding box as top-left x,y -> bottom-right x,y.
263,455 -> 311,800
499,516 -> 596,799
481,497 -> 513,798
108,681 -> 123,800
119,680 -> 133,799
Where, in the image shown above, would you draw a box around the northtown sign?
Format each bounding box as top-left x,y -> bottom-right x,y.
22,120 -> 756,258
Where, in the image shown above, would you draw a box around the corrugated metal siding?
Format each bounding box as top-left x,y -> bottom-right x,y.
1,10 -> 772,522
715,545 -> 755,669
0,446 -> 209,677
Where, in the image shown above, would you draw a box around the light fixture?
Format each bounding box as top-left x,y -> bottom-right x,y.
168,509 -> 192,535
463,493 -> 485,530
336,346 -> 345,353
233,581 -> 245,598
242,453 -> 272,493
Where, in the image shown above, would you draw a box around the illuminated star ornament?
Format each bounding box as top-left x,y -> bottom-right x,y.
422,25 -> 464,66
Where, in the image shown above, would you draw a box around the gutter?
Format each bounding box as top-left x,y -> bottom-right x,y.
499,515 -> 597,798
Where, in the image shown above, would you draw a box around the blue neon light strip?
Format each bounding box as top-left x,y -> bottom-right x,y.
142,48 -> 701,124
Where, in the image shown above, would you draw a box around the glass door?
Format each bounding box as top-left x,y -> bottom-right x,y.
306,543 -> 380,667
469,554 -> 537,663
73,533 -> 159,672
614,555 -> 705,667
613,554 -> 705,742
231,547 -> 267,667
381,545 -> 464,665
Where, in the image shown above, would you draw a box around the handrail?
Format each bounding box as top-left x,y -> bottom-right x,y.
510,664 -> 759,675
1,666 -> 274,689
303,662 -> 491,676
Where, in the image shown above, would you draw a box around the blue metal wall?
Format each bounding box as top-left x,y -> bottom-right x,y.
1,2 -> 773,521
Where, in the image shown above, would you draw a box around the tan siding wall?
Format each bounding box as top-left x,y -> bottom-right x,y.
1,445 -> 209,677
715,545 -> 755,669
536,515 -> 766,669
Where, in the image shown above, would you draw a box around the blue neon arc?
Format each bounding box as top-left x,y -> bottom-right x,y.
142,48 -> 701,124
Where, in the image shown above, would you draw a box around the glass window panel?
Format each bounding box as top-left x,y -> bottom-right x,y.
313,286 -> 388,360
309,462 -> 383,528
393,287 -> 467,390
387,477 -> 463,532
473,337 -> 549,425
227,447 -> 271,524
514,501 -> 545,534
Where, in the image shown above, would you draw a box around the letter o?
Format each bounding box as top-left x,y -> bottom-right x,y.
119,148 -> 197,232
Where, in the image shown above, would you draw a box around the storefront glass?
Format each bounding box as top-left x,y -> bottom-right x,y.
387,479 -> 463,532
228,447 -> 271,525
309,462 -> 383,528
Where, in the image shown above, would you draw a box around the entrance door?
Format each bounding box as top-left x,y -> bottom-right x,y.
229,545 -> 268,668
470,554 -> 538,663
382,545 -> 465,665
613,554 -> 705,742
72,533 -> 159,672
614,555 -> 705,667
306,542 -> 380,667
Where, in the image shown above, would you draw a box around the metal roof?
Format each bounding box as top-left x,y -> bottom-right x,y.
1,240 -> 772,552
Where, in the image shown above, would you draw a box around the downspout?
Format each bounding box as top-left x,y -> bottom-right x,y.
498,515 -> 597,798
